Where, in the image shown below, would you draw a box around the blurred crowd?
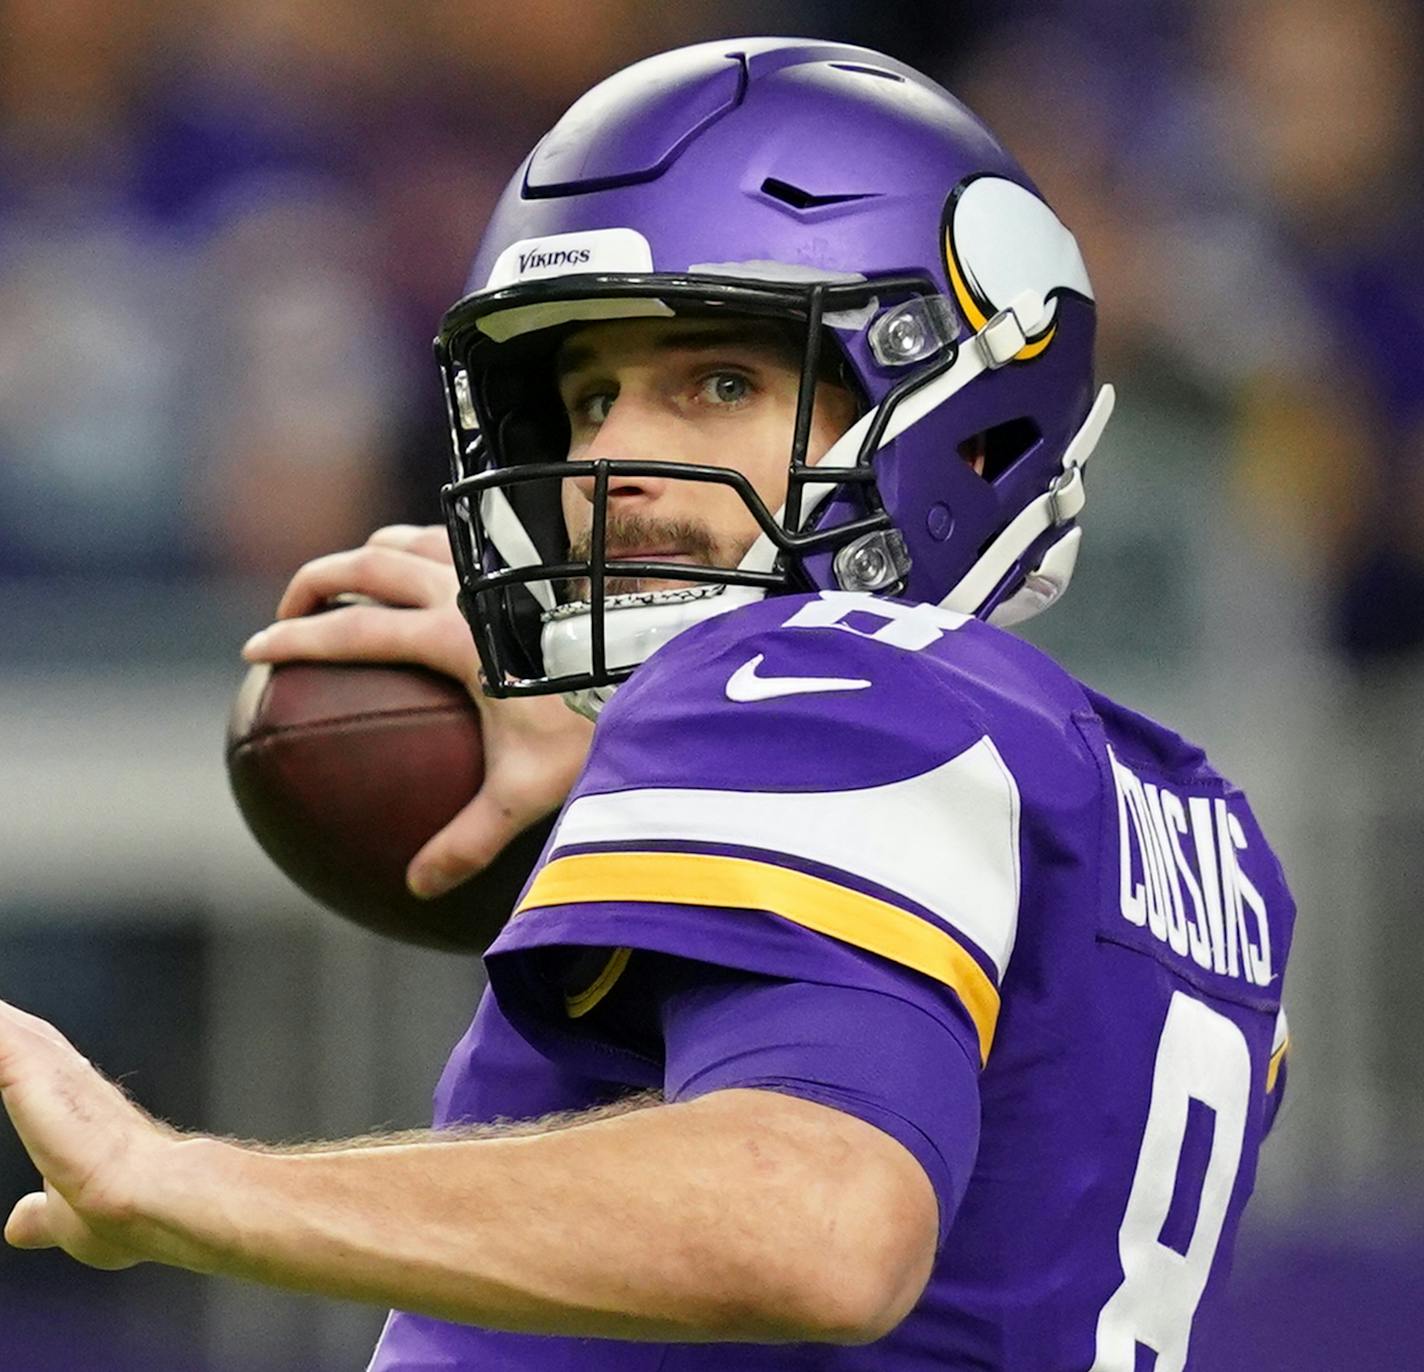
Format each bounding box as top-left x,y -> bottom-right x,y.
2,0 -> 1421,661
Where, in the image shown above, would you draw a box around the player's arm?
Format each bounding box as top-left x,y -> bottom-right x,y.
0,999 -> 933,1344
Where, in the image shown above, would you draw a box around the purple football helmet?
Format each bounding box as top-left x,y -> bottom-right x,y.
437,37 -> 1114,714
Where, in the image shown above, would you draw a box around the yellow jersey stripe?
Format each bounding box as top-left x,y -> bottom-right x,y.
565,946 -> 633,1019
517,850 -> 1000,1063
1266,1035 -> 1289,1094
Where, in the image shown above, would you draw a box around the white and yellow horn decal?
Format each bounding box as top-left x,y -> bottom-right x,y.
943,175 -> 1094,362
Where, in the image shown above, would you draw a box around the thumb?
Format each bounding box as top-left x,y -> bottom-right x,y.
6,1191 -> 57,1250
406,788 -> 547,901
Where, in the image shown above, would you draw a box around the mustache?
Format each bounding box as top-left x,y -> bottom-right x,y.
563,513 -> 724,602
567,513 -> 720,565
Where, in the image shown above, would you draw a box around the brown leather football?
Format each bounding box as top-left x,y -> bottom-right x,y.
226,662 -> 554,953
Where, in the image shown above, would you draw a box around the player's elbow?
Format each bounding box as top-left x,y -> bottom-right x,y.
686,1089 -> 938,1344
694,1194 -> 932,1345
725,1254 -> 919,1346
761,1166 -> 936,1345
788,1210 -> 935,1344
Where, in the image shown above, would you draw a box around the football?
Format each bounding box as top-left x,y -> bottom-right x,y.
226,662 -> 554,953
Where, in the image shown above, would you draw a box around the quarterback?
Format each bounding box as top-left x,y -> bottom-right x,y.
0,39 -> 1293,1371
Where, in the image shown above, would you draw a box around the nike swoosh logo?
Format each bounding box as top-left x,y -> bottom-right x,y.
725,654 -> 872,702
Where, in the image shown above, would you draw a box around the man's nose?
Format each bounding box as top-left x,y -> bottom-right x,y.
569,396 -> 671,506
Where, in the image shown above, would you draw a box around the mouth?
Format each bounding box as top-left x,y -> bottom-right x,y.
567,549 -> 705,604
606,548 -> 694,563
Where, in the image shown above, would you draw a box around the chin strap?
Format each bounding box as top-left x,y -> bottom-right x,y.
940,382 -> 1115,618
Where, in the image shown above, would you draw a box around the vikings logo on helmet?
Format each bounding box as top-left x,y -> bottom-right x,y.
434,38 -> 1114,716
942,175 -> 1095,364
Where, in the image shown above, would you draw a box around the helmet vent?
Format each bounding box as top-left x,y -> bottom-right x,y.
964,417 -> 1043,484
827,62 -> 906,82
760,177 -> 876,210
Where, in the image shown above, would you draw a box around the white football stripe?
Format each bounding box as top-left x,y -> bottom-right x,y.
552,735 -> 1022,976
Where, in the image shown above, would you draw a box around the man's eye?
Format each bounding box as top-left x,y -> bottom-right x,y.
698,372 -> 752,406
576,392 -> 615,425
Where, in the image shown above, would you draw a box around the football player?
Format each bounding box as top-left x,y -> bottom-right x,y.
0,39 -> 1293,1372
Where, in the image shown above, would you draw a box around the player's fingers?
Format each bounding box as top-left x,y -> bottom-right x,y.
6,1186 -> 141,1270
4,1191 -> 57,1250
0,1000 -> 77,1055
406,787 -> 551,900
243,603 -> 476,682
366,524 -> 454,564
275,547 -> 456,620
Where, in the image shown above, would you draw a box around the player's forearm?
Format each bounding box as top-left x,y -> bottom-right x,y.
132,1090 -> 909,1344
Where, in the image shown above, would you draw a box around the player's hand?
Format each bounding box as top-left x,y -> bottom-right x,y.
241,524 -> 593,899
0,1000 -> 177,1271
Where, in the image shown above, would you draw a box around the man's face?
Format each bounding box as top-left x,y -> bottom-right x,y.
554,316 -> 858,596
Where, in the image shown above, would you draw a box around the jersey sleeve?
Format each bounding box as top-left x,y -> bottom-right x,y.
484,595 -> 1024,1073
655,958 -> 981,1248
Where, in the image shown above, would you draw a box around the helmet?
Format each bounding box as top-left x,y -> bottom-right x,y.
437,37 -> 1114,716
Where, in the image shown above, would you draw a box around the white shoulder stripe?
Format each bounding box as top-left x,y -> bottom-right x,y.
553,736 -> 1023,977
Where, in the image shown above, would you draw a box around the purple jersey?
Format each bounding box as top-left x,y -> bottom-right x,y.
369,591 -> 1295,1372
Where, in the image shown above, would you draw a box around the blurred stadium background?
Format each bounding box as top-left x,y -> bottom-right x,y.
1,1 -> 1421,1367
